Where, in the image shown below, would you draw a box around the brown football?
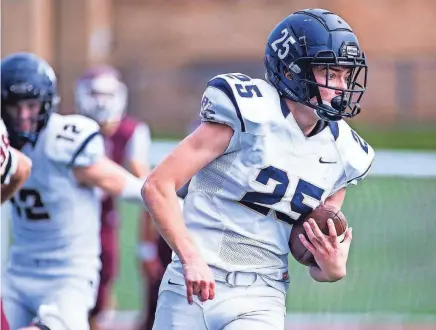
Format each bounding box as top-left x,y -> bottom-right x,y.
289,204 -> 348,266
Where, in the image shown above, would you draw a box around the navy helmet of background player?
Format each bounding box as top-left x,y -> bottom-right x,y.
1,52 -> 59,149
264,8 -> 367,121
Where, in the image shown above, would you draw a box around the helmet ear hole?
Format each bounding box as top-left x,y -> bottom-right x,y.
284,69 -> 292,80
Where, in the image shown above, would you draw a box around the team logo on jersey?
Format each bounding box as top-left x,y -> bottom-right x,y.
200,96 -> 215,120
319,157 -> 337,164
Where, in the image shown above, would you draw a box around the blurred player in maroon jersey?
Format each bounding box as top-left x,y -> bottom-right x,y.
136,209 -> 172,330
75,65 -> 156,330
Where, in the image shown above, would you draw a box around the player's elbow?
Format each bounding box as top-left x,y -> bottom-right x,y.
141,177 -> 152,204
141,175 -> 166,207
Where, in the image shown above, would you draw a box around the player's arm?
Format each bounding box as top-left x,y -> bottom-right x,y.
45,116 -> 145,203
1,148 -> 32,204
141,122 -> 233,261
141,122 -> 233,303
142,76 -> 243,303
303,188 -> 352,282
73,155 -> 144,204
130,163 -> 156,262
305,126 -> 375,283
126,123 -> 152,177
324,187 -> 346,209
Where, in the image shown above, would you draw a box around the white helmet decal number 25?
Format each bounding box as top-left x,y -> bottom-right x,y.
271,28 -> 297,60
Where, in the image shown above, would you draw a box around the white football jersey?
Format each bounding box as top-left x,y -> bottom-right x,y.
8,113 -> 104,277
1,119 -> 19,185
171,73 -> 374,289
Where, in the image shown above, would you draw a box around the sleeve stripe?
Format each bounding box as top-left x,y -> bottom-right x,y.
207,78 -> 246,132
68,131 -> 101,167
346,161 -> 373,184
1,150 -> 13,184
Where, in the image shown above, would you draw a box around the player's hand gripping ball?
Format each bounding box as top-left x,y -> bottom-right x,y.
289,204 -> 348,266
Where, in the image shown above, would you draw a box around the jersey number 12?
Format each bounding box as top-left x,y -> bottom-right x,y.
11,189 -> 50,221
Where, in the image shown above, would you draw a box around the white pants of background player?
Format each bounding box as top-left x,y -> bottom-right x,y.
2,263 -> 99,330
153,265 -> 286,330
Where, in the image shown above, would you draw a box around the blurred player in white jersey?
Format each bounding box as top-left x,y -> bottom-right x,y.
1,120 -> 32,330
1,53 -> 146,330
74,65 -> 156,330
142,8 -> 375,330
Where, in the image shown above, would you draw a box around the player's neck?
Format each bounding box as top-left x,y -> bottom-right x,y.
285,99 -> 319,137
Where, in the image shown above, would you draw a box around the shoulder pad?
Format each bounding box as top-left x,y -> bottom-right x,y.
201,73 -> 279,133
45,113 -> 104,166
334,120 -> 375,186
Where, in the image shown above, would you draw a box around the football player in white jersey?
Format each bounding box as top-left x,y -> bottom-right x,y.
1,53 -> 146,330
1,119 -> 32,330
1,118 -> 32,330
1,119 -> 32,203
142,8 -> 374,330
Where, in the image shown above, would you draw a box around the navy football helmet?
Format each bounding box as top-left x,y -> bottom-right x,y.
1,52 -> 59,148
265,8 -> 367,121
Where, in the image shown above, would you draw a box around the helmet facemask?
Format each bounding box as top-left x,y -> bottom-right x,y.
278,49 -> 367,122
264,9 -> 368,122
75,72 -> 128,125
2,83 -> 59,149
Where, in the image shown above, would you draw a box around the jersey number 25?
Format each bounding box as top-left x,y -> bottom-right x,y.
240,165 -> 324,225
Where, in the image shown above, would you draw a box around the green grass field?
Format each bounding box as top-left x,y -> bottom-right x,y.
114,177 -> 436,316
153,124 -> 436,151
351,124 -> 436,151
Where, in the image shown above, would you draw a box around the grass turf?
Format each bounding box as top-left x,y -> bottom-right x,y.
115,177 -> 436,315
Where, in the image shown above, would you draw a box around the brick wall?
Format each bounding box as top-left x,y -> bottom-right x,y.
2,0 -> 436,134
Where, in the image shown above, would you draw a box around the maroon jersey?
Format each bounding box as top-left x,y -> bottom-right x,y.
101,116 -> 140,226
1,301 -> 9,330
91,116 -> 150,316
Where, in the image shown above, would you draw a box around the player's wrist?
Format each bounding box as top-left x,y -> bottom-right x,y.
317,262 -> 347,282
136,241 -> 158,261
309,264 -> 328,282
177,238 -> 202,265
